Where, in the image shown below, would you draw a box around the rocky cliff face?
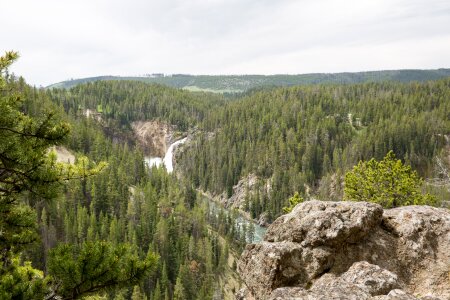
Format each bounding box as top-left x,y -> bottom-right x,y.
237,201 -> 450,300
131,120 -> 174,157
227,174 -> 259,210
215,174 -> 272,225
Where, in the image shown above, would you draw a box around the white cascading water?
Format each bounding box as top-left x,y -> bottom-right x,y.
145,137 -> 187,173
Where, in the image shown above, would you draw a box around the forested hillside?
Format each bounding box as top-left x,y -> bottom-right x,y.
44,91 -> 246,299
47,78 -> 450,223
1,57 -> 244,299
47,69 -> 450,92
48,80 -> 225,131
3,51 -> 450,299
179,80 -> 450,221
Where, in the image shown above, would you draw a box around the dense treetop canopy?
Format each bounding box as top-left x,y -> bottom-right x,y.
179,79 -> 450,219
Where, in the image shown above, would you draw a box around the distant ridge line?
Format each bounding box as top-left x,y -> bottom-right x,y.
47,68 -> 450,92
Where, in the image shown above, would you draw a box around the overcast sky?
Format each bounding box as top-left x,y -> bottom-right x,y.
2,0 -> 450,86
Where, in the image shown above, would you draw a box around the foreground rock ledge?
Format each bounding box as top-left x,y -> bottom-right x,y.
237,201 -> 450,300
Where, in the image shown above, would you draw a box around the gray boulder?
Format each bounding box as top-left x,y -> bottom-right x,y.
264,201 -> 383,246
238,201 -> 450,299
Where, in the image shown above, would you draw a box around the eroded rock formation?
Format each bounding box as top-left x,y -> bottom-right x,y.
237,201 -> 450,300
131,120 -> 174,156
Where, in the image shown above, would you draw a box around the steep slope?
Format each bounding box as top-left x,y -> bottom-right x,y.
131,120 -> 174,156
3,76 -> 238,299
179,79 -> 450,221
47,80 -> 226,131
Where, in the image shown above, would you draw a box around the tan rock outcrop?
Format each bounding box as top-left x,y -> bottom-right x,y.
238,201 -> 450,300
223,173 -> 259,211
131,120 -> 174,156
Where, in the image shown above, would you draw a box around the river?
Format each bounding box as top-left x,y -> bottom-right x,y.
204,195 -> 267,242
144,138 -> 267,243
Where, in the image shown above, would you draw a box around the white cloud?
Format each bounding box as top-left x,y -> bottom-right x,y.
1,0 -> 449,86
